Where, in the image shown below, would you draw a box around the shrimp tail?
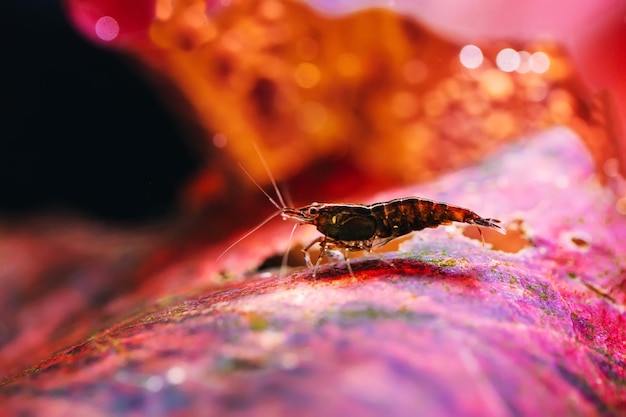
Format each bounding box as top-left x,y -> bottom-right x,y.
469,217 -> 506,235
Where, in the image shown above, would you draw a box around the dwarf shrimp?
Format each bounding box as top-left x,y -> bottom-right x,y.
219,147 -> 505,277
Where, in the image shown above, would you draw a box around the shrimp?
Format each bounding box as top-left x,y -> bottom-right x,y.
281,199 -> 504,276
219,146 -> 505,278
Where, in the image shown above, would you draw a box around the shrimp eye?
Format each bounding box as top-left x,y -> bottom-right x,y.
308,206 -> 319,216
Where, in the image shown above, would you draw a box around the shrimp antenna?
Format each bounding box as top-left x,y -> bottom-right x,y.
239,164 -> 283,211
218,143 -> 289,261
217,210 -> 282,261
251,142 -> 287,209
218,143 -> 292,262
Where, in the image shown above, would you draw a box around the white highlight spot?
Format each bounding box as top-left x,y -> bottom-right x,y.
516,51 -> 532,74
459,45 -> 483,69
166,366 -> 186,385
95,16 -> 119,42
145,375 -> 164,392
530,51 -> 550,74
496,48 -> 520,72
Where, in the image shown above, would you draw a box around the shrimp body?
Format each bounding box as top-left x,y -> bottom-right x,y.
282,197 -> 504,275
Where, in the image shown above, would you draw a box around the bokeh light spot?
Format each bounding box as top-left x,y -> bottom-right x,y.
213,133 -> 228,148
166,366 -> 186,384
294,63 -> 321,88
145,375 -> 164,392
525,81 -> 549,102
496,48 -> 520,72
516,51 -> 531,74
95,16 -> 120,42
182,5 -> 209,29
479,69 -> 514,100
530,52 -> 550,74
156,0 -> 174,20
548,89 -> 574,123
459,44 -> 483,69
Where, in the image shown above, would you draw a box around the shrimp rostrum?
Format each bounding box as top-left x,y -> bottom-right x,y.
281,198 -> 504,276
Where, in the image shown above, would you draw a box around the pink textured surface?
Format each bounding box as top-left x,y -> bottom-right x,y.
1,127 -> 624,416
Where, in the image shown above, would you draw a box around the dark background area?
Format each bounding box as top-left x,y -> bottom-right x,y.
0,1 -> 200,222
